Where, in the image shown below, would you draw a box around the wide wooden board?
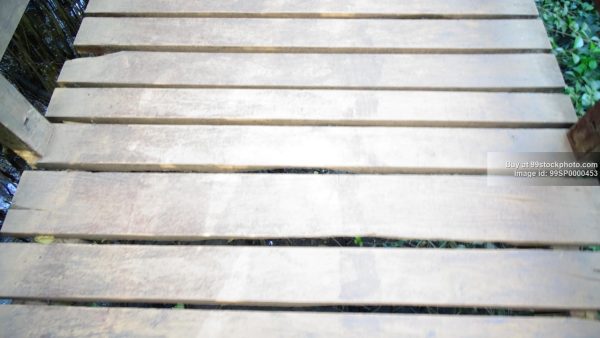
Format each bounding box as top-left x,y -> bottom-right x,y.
4,171 -> 599,245
46,88 -> 577,127
35,125 -> 572,173
57,52 -> 565,91
74,18 -> 551,53
0,244 -> 599,309
2,305 -> 599,338
85,0 -> 540,18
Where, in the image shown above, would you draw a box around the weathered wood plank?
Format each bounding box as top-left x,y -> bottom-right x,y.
4,171 -> 599,245
74,18 -> 551,53
46,88 -> 577,127
0,75 -> 53,164
0,244 -> 598,309
85,0 -> 540,18
2,305 -> 600,338
0,0 -> 28,56
57,52 -> 565,91
35,125 -> 572,173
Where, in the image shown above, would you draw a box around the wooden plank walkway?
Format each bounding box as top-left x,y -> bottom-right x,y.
1,0 -> 599,336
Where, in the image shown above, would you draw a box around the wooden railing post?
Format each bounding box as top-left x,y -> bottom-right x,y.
0,75 -> 53,166
567,101 -> 600,162
1,0 -> 54,166
1,0 -> 29,57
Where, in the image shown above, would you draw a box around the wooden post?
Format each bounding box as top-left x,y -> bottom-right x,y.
567,101 -> 600,162
0,0 -> 29,56
1,0 -> 51,166
0,75 -> 53,166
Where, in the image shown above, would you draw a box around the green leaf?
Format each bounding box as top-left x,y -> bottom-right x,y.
589,59 -> 598,70
582,3 -> 594,11
572,53 -> 581,64
353,236 -> 364,247
574,36 -> 584,49
581,93 -> 592,107
575,64 -> 587,74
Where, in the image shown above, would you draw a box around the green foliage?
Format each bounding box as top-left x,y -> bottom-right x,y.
536,0 -> 600,116
353,236 -> 364,247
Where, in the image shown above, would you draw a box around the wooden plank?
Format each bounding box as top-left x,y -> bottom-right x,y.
0,75 -> 53,165
0,0 -> 28,56
74,18 -> 551,54
56,52 -> 566,91
85,0 -> 540,19
0,243 -> 599,309
2,305 -> 600,338
46,88 -> 577,127
4,171 -> 599,245
34,125 -> 573,173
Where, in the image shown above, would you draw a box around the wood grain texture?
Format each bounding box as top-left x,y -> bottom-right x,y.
74,18 -> 551,53
0,243 -> 599,309
85,0 -> 540,18
4,171 -> 599,245
57,52 -> 566,91
2,305 -> 600,338
46,88 -> 577,127
0,75 -> 53,164
35,125 -> 573,173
